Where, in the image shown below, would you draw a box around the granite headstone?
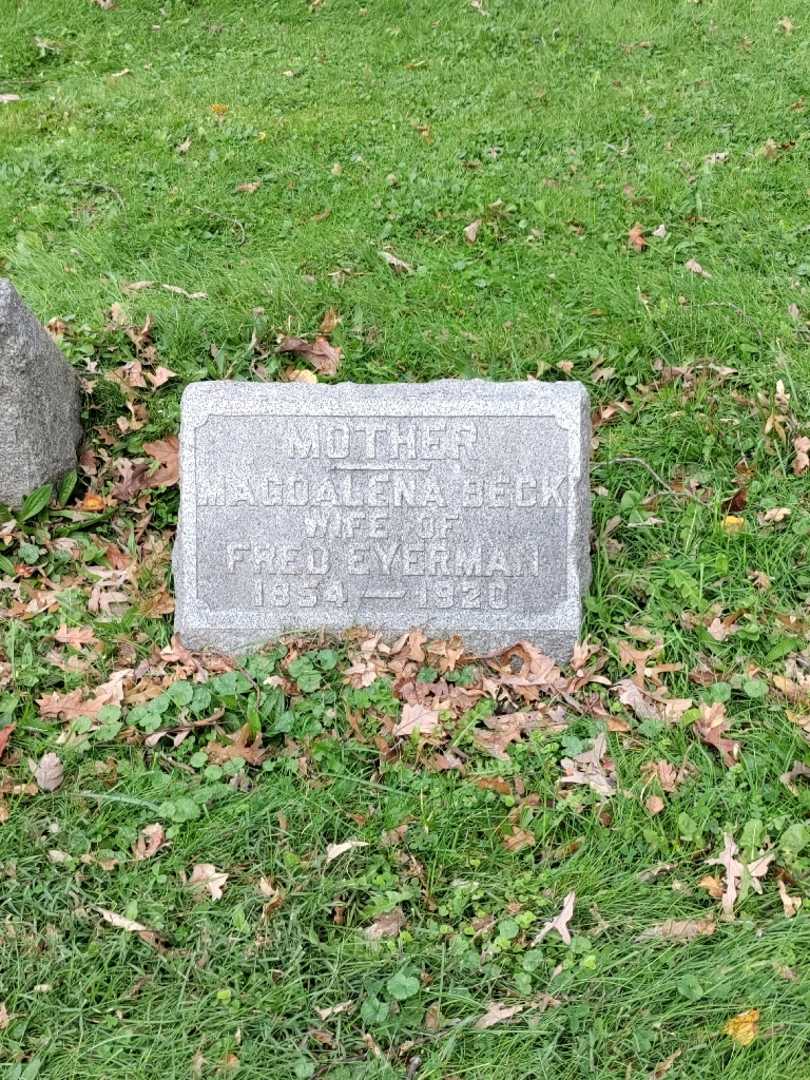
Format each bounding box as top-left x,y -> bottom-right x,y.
0,279 -> 82,508
173,380 -> 591,660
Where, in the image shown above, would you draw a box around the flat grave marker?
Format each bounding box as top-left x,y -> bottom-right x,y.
174,380 -> 591,659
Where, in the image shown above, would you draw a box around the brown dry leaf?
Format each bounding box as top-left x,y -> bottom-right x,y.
503,826 -> 535,853
706,616 -> 736,642
161,284 -> 208,300
143,436 -> 179,487
793,436 -> 810,476
645,795 -> 665,815
706,833 -> 743,918
176,137 -> 191,155
780,760 -> 810,795
147,366 -> 176,388
534,891 -> 576,945
722,514 -> 745,535
464,218 -> 482,244
206,724 -> 267,766
97,908 -> 148,933
778,878 -> 802,917
379,249 -> 413,273
0,94 -> 22,104
56,606 -> 99,646
258,877 -> 284,917
210,103 -> 229,115
635,918 -> 715,943
325,839 -> 368,864
235,181 -> 261,193
0,1002 -> 9,1030
35,752 -> 64,792
650,1050 -> 683,1078
693,701 -> 740,767
628,223 -> 647,252
319,307 -> 340,334
474,1002 -> 524,1030
559,732 -> 616,797
758,506 -> 791,525
617,679 -> 660,721
723,1008 -> 759,1047
285,367 -> 318,383
122,280 -> 155,294
79,492 -> 106,512
133,823 -> 166,861
685,258 -> 711,278
0,723 -> 16,761
189,863 -> 229,900
315,1001 -> 353,1020
277,335 -> 342,376
38,670 -> 130,723
394,703 -> 440,737
698,874 -> 724,900
366,907 -> 406,940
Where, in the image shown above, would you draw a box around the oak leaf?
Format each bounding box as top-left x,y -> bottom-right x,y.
533,891 -> 576,945
693,701 -> 739,767
206,724 -> 267,766
143,436 -> 179,488
793,436 -> 809,476
133,823 -> 167,861
277,335 -> 341,376
394,703 -> 440,737
189,863 -> 229,900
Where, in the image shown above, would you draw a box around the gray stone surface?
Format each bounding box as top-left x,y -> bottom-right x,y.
174,379 -> 591,659
0,279 -> 82,508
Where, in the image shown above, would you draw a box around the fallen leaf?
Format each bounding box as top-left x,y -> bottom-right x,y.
315,1001 -> 353,1020
277,335 -> 342,376
235,181 -> 261,193
284,367 -> 318,383
97,908 -> 148,932
793,436 -> 810,476
0,94 -> 22,104
210,103 -> 229,115
698,874 -> 724,899
704,151 -> 729,165
628,223 -> 647,252
780,760 -> 810,795
258,877 -> 284,916
758,506 -> 791,525
723,1008 -> 759,1047
189,863 -> 229,900
394,703 -> 440,737
146,365 -> 176,388
366,907 -> 406,940
722,514 -> 745,534
650,1049 -> 682,1078
777,17 -> 795,33
645,795 -> 665,815
54,624 -> 99,648
652,223 -> 668,239
0,1002 -> 8,1029
143,436 -> 179,488
35,752 -> 64,792
693,701 -> 740,767
176,137 -> 191,154
503,826 -> 535,853
161,284 -> 208,300
319,307 -> 340,334
685,258 -> 711,278
706,833 -> 743,918
133,823 -> 166,861
464,218 -> 482,244
474,1002 -> 524,1030
559,732 -> 616,797
0,724 -> 15,760
534,891 -> 576,945
325,839 -> 368,864
635,918 -> 715,943
379,249 -> 413,273
778,877 -> 802,917
207,724 -> 267,766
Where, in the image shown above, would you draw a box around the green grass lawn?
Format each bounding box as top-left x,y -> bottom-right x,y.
1,0 -> 810,1076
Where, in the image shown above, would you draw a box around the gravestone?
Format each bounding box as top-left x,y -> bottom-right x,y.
173,380 -> 591,660
0,279 -> 82,507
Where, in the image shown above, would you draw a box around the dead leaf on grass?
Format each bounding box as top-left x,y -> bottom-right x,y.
315,1001 -> 354,1020
325,839 -> 368,864
35,752 -> 64,792
780,760 -> 810,795
206,724 -> 267,766
533,891 -> 576,945
464,218 -> 482,244
685,258 -> 711,278
189,863 -> 229,900
503,826 -> 535,853
366,907 -> 406,940
705,833 -> 743,918
394,703 -> 440,737
723,1008 -> 759,1047
133,823 -> 167,861
474,1002 -> 524,1030
235,181 -> 261,193
693,701 -> 740,767
379,249 -> 413,273
628,223 -> 647,252
143,436 -> 179,488
778,878 -> 802,917
0,724 -> 15,761
635,918 -> 715,943
277,335 -> 342,376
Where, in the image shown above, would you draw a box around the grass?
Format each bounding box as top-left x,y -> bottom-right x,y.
1,0 -> 809,1077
